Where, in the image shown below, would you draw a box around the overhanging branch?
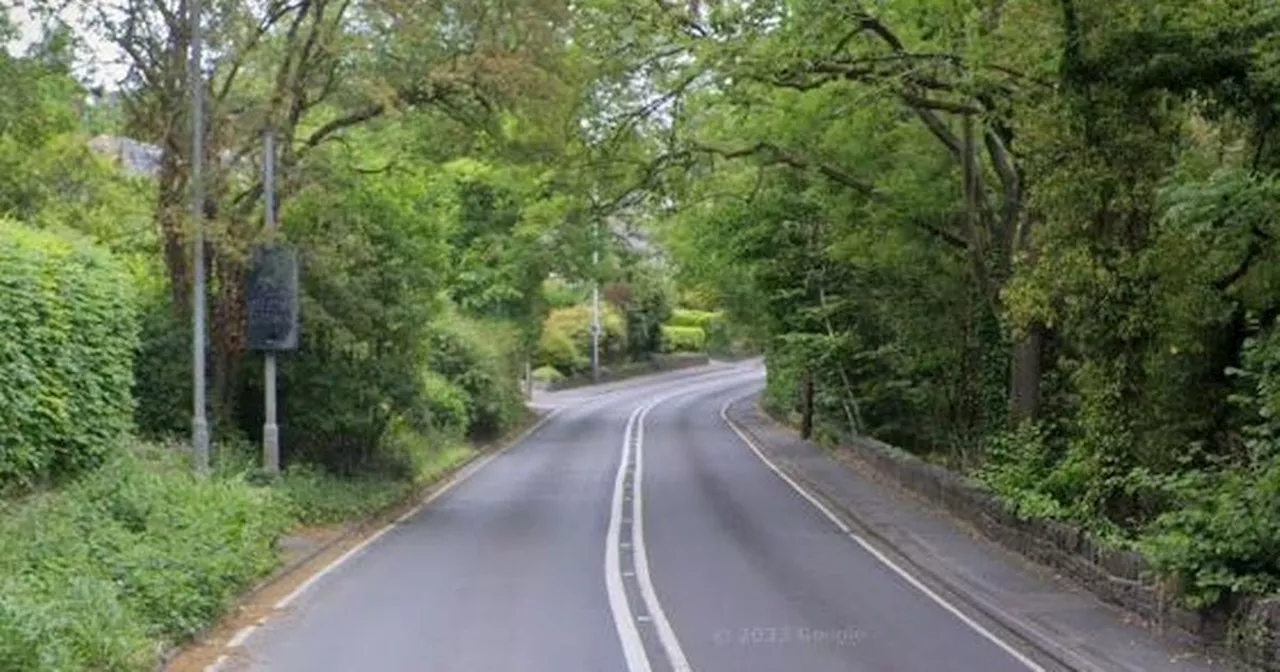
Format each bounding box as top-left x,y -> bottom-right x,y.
690,141 -> 876,196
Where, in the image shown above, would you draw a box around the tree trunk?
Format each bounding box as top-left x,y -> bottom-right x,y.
1009,323 -> 1043,425
211,247 -> 248,432
156,145 -> 191,315
801,372 -> 815,440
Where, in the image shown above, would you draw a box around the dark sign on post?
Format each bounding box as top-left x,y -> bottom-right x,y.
246,244 -> 299,351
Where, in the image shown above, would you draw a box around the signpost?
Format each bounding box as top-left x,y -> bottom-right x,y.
247,131 -> 298,476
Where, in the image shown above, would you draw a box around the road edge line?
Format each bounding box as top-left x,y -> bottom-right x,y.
270,405 -> 565,612
718,394 -> 1047,672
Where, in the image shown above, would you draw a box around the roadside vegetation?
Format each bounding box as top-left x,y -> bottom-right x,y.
8,0 -> 1280,667
644,0 -> 1280,615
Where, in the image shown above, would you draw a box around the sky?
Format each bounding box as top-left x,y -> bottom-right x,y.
6,2 -> 129,87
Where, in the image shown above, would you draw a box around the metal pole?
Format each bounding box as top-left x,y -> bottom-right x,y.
262,130 -> 280,475
189,0 -> 210,474
591,222 -> 601,383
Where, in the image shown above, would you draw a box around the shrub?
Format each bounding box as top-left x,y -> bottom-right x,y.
668,309 -> 722,329
0,220 -> 137,489
424,314 -> 525,440
542,277 -> 585,309
537,324 -> 586,373
1139,465 -> 1280,610
704,319 -> 734,356
131,290 -> 189,439
660,325 -> 707,353
420,371 -> 470,437
538,304 -> 627,374
0,441 -> 290,670
531,365 -> 565,384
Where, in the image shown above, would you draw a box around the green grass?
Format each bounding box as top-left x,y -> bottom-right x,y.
0,441 -> 290,670
0,436 -> 476,671
280,443 -> 473,526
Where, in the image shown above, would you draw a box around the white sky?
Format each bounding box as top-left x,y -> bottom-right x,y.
6,3 -> 129,87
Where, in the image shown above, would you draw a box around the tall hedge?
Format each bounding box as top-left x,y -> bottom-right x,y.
0,220 -> 137,487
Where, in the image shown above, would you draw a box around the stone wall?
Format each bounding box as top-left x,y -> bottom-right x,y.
836,431 -> 1280,669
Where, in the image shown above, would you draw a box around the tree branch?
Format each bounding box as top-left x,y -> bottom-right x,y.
899,92 -> 983,115
299,104 -> 386,154
690,140 -> 876,196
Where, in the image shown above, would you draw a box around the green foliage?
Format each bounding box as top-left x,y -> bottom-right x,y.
977,424 -> 1068,521
1137,321 -> 1280,609
274,167 -> 449,473
668,309 -> 721,329
660,325 -> 707,353
424,313 -> 526,441
608,262 -> 675,358
542,277 -> 586,309
131,292 -> 189,439
537,303 -> 627,374
1140,465 -> 1280,610
279,441 -> 471,526
0,221 -> 137,489
0,441 -> 290,670
419,371 -> 471,438
531,365 -> 565,384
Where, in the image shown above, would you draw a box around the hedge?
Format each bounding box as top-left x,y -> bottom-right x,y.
660,325 -> 707,353
0,220 -> 137,488
668,308 -> 723,329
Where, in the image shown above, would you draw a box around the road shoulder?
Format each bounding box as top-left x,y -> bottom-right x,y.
163,406 -> 558,672
724,393 -> 1237,672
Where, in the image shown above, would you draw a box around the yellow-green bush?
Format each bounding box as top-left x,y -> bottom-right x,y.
0,220 -> 137,489
660,325 -> 707,353
668,309 -> 723,329
537,304 -> 627,374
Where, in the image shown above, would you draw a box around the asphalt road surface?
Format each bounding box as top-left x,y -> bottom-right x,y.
233,363 -> 1045,672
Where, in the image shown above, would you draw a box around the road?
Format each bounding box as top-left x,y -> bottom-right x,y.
231,363 -> 1045,671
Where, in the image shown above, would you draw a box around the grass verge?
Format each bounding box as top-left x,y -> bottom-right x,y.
0,432 -> 485,671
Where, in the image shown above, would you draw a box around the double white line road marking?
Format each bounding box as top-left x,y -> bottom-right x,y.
606,375 -> 758,672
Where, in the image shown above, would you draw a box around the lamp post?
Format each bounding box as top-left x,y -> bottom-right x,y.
189,0 -> 210,473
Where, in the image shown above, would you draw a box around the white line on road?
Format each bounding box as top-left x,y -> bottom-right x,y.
225,624 -> 257,648
719,395 -> 1047,672
606,405 -> 654,672
633,400 -> 694,672
607,374 -> 760,672
273,406 -> 564,611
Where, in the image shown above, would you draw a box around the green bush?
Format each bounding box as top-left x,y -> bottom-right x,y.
425,314 -> 525,440
537,304 -> 627,374
131,290 -> 189,439
537,324 -> 586,374
0,220 -> 137,489
1139,465 -> 1280,610
0,441 -> 290,670
660,325 -> 707,353
279,439 -> 472,526
610,265 -> 675,358
542,277 -> 586,309
420,370 -> 470,437
531,365 -> 565,384
668,309 -> 722,329
272,170 -> 449,474
704,319 -> 734,356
